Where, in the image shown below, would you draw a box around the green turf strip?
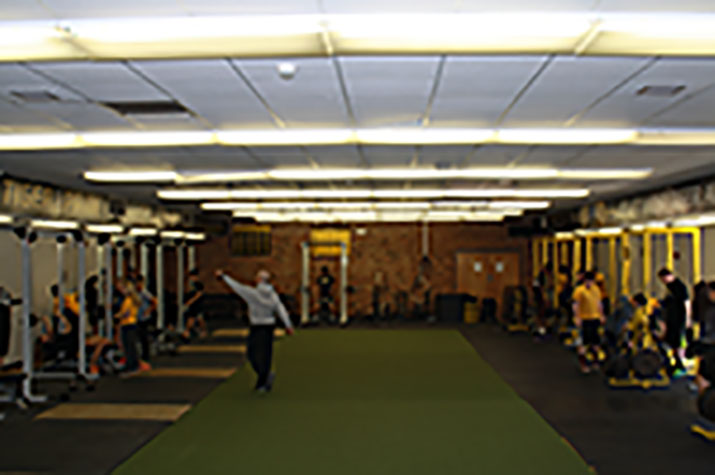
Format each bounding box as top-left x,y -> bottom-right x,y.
114,330 -> 590,475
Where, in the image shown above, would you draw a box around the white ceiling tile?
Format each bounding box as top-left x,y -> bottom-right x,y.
430,56 -> 546,127
133,60 -> 276,129
467,145 -> 529,166
249,147 -> 312,167
339,57 -> 440,127
418,146 -> 472,166
649,85 -> 715,127
518,146 -> 586,166
597,0 -> 715,12
21,102 -> 131,130
0,0 -> 55,20
459,0 -> 593,11
236,58 -> 349,127
31,62 -> 167,102
322,0 -> 459,13
503,56 -> 650,127
42,0 -> 185,19
361,146 -> 416,166
577,58 -> 715,127
0,100 -> 65,131
180,0 -> 319,15
304,146 -> 363,167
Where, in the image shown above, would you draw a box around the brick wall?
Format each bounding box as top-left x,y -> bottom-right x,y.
184,223 -> 530,314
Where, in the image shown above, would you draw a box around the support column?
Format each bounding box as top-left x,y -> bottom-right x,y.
339,243 -> 348,325
104,242 -> 113,341
176,242 -> 185,333
621,232 -> 631,297
140,242 -> 149,282
666,230 -> 675,270
156,243 -> 165,331
188,245 -> 197,272
301,243 -> 310,325
692,229 -> 702,285
552,238 -> 559,309
532,238 -> 540,281
57,236 -> 65,321
585,237 -> 594,271
643,232 -> 652,296
573,239 -> 582,281
77,237 -> 87,377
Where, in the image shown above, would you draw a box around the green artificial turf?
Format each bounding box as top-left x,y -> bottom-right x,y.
114,330 -> 590,475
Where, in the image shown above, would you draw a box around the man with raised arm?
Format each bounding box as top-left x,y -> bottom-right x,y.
216,269 -> 294,393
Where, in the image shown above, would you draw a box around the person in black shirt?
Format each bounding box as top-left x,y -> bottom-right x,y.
317,266 -> 336,323
181,269 -> 207,341
657,268 -> 691,375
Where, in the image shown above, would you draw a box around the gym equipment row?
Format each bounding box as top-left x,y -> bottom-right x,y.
0,224 -> 205,419
524,223 -> 715,440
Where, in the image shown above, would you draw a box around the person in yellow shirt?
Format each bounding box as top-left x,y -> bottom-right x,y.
573,271 -> 605,373
115,279 -> 147,375
625,293 -> 658,352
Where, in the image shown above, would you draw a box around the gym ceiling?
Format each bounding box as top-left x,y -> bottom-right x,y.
1,0 -> 715,223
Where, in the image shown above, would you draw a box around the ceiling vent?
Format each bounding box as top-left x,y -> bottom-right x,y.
102,100 -> 192,117
636,85 -> 686,97
9,89 -> 62,103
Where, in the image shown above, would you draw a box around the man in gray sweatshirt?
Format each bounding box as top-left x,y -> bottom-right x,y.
216,269 -> 294,392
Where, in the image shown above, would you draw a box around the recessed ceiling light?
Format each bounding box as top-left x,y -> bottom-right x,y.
277,62 -> 298,80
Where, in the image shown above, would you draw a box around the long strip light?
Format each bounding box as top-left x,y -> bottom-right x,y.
184,232 -> 207,241
238,210 -> 511,223
84,171 -> 178,183
92,166 -> 651,184
31,219 -> 79,230
6,13 -> 715,61
202,200 -> 540,211
0,214 -> 13,225
6,127 -> 715,152
85,224 -> 124,234
164,188 -> 588,201
129,227 -> 158,236
160,230 -> 186,239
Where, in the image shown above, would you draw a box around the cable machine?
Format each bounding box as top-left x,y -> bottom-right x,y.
301,241 -> 348,326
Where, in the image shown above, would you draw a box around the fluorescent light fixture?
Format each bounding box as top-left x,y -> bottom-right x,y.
355,128 -> 495,145
488,200 -> 551,209
267,167 -> 558,181
217,129 -> 353,146
31,219 -> 79,230
0,133 -> 80,150
629,224 -> 646,232
575,229 -> 594,237
9,126 -> 715,152
184,232 -> 207,241
84,170 -> 178,183
373,202 -> 432,209
161,188 -> 589,201
636,128 -> 715,145
69,15 -> 323,43
8,13 -> 715,62
497,128 -> 637,145
672,214 -> 715,227
597,227 -> 623,235
81,131 -> 214,147
432,201 -> 489,208
555,232 -> 575,239
558,168 -> 652,180
646,221 -> 669,229
176,171 -> 269,185
0,214 -> 13,224
202,202 -> 260,211
85,224 -> 123,234
160,230 -> 185,239
129,227 -> 158,236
